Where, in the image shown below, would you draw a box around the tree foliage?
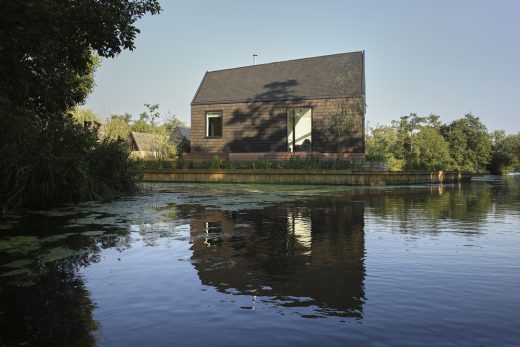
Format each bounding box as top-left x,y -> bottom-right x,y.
99,104 -> 188,158
101,104 -> 187,138
0,0 -> 161,118
366,113 -> 500,173
100,113 -> 133,140
411,126 -> 451,170
365,125 -> 403,171
488,130 -> 520,174
0,0 -> 161,210
70,107 -> 101,125
440,114 -> 491,172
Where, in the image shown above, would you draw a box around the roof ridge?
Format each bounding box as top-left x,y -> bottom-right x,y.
206,51 -> 363,74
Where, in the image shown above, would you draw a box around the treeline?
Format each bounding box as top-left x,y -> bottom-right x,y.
73,104 -> 189,157
366,113 -> 520,174
0,1 -> 161,211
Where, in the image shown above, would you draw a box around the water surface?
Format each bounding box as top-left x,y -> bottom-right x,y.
1,178 -> 519,346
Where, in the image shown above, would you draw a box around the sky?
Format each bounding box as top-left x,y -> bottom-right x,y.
85,0 -> 520,133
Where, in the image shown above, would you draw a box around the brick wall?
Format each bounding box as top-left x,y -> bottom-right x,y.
190,97 -> 364,154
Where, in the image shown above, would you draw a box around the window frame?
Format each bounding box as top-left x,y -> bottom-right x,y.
286,106 -> 313,152
205,111 -> 223,138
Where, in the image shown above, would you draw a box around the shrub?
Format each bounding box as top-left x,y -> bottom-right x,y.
0,115 -> 138,210
304,154 -> 321,170
224,160 -> 236,170
209,156 -> 223,169
289,155 -> 302,169
261,159 -> 273,170
275,161 -> 285,169
86,139 -> 139,200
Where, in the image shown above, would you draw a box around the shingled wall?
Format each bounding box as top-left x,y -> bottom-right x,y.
190,97 -> 365,154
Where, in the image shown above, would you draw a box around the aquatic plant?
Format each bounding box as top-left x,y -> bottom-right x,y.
209,156 -> 224,169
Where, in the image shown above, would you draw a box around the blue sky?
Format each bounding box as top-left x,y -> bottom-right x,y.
85,0 -> 520,132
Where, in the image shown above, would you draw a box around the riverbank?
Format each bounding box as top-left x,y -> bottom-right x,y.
141,169 -> 474,185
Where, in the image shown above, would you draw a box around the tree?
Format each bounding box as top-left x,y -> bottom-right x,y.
367,116 -> 452,171
132,104 -> 181,136
139,103 -> 161,125
100,113 -> 133,140
393,113 -> 434,167
411,126 -> 452,170
0,1 -> 161,120
70,108 -> 101,126
0,0 -> 161,209
441,114 -> 491,172
505,133 -> 520,172
162,114 -> 188,134
488,131 -> 520,174
366,124 -> 403,171
99,105 -> 187,159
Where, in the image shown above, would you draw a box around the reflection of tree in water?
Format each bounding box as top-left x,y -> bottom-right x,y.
487,177 -> 520,211
0,212 -> 132,346
0,261 -> 97,346
183,181 -> 512,319
186,197 -> 366,319
366,183 -> 496,234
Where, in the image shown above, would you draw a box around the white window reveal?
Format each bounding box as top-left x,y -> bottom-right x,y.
287,107 -> 312,152
206,112 -> 223,137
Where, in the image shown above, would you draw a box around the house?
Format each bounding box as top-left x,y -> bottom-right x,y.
170,126 -> 191,153
189,51 -> 366,160
170,126 -> 191,144
129,131 -> 167,158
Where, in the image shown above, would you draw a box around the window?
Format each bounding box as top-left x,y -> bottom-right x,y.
206,112 -> 223,137
287,107 -> 312,152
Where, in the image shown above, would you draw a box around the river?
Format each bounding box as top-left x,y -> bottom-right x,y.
1,177 -> 519,346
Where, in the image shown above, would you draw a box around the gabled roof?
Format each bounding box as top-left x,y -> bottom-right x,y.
170,126 -> 191,143
130,131 -> 165,152
192,51 -> 364,105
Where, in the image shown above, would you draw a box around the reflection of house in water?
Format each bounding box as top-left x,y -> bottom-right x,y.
185,198 -> 365,318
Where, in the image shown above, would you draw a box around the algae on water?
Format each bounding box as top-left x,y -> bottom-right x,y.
80,230 -> 106,237
40,233 -> 76,243
0,268 -> 34,277
2,259 -> 32,269
0,236 -> 41,254
41,246 -> 76,263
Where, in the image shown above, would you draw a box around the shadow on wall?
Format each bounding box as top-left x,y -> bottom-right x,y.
191,62 -> 365,155
225,79 -> 304,153
217,78 -> 364,154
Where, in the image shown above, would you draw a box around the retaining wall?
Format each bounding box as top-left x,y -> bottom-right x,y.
141,170 -> 473,185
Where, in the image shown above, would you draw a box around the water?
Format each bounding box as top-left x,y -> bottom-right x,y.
1,178 -> 519,346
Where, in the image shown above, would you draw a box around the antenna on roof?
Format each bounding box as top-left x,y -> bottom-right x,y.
253,54 -> 258,65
